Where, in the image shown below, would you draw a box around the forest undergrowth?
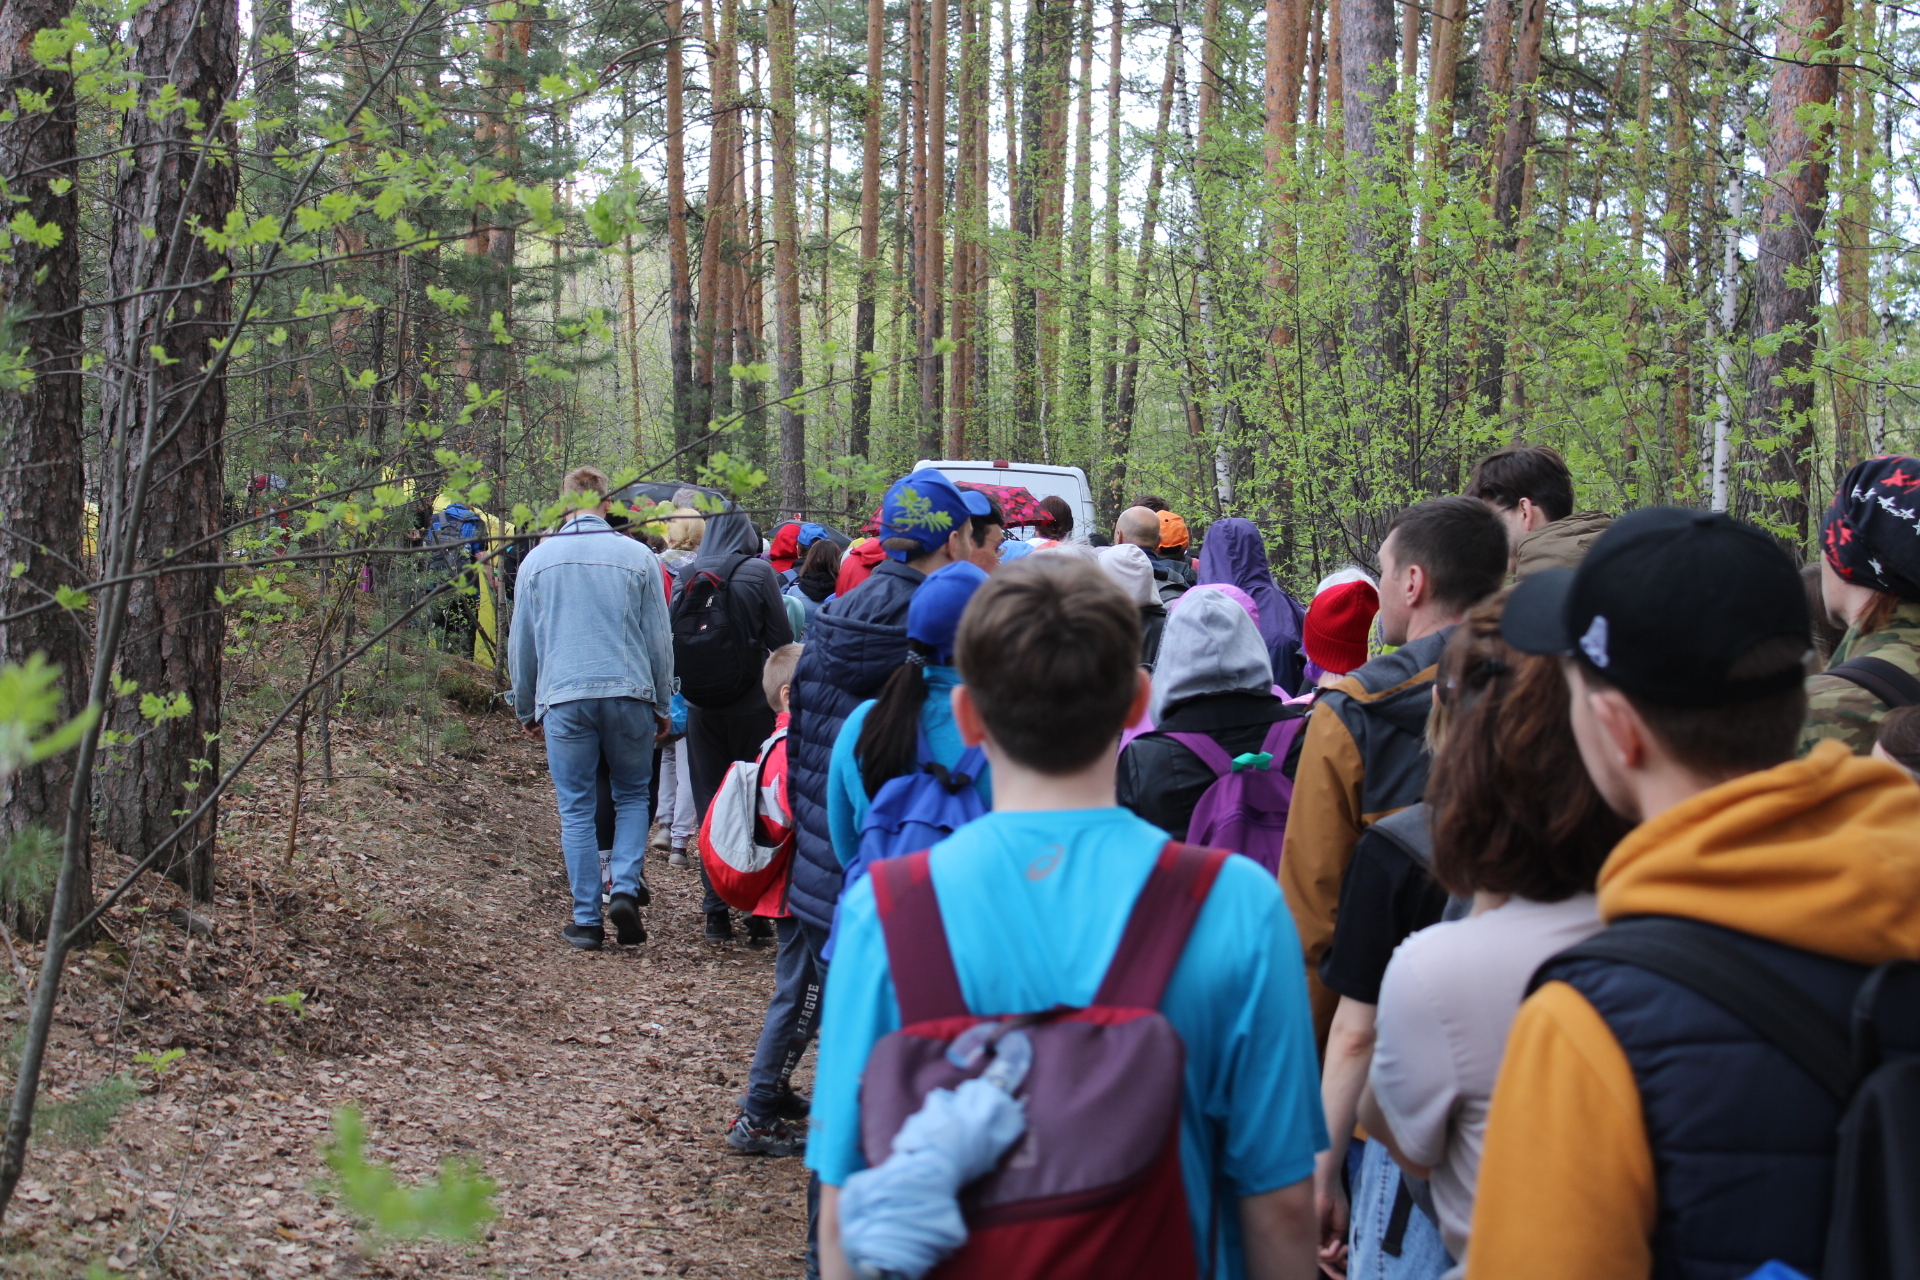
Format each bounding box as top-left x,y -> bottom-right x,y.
0,629 -> 808,1278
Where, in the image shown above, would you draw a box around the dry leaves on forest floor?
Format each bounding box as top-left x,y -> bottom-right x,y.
0,705 -> 812,1279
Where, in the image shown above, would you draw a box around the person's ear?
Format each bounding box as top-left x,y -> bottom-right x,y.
1402,560 -> 1428,611
950,683 -> 988,747
1128,668 -> 1151,727
1588,687 -> 1647,773
944,525 -> 970,563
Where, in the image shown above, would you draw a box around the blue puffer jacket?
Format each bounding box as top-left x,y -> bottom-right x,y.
1543,921 -> 1867,1280
786,558 -> 926,934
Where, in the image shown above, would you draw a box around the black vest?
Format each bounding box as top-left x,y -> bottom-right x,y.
1541,919 -> 1867,1280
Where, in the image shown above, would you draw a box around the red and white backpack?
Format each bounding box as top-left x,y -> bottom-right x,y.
697,728 -> 792,910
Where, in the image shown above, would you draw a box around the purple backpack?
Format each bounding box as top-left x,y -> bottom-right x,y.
861,842 -> 1228,1280
1159,717 -> 1305,875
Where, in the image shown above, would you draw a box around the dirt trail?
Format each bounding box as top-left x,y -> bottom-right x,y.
0,705 -> 811,1278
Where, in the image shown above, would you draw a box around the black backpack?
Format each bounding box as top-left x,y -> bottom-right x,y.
1824,654 -> 1920,708
1531,916 -> 1920,1279
671,554 -> 764,710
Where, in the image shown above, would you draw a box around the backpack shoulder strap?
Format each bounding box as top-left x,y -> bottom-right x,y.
1530,915 -> 1854,1101
1259,714 -> 1307,762
1162,731 -> 1234,778
1825,655 -> 1920,709
1094,841 -> 1232,1009
871,851 -> 969,1023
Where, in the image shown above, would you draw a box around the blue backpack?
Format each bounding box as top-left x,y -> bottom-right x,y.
427,503 -> 486,573
827,732 -> 988,961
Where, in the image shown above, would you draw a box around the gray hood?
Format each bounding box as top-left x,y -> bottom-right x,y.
1148,586 -> 1274,720
1099,543 -> 1159,607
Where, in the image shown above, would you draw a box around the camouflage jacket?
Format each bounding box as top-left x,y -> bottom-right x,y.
1799,599 -> 1920,756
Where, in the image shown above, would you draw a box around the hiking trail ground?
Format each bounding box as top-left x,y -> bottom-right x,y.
0,692 -> 811,1278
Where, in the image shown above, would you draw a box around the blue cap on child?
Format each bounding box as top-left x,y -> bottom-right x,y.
907,561 -> 990,665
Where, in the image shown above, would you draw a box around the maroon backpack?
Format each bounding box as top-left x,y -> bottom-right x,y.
862,841 -> 1229,1280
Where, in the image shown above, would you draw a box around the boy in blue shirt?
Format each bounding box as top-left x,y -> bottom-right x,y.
809,556 -> 1324,1280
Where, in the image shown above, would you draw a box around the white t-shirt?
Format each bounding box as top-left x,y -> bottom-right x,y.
1369,894 -> 1603,1265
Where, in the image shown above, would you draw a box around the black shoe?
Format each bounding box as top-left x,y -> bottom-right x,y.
631,876 -> 652,909
607,894 -> 645,946
561,923 -> 604,950
704,911 -> 735,943
726,1112 -> 804,1157
744,916 -> 774,949
736,1085 -> 811,1124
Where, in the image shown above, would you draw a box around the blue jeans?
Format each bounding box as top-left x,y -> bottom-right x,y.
544,697 -> 653,925
745,916 -> 822,1120
1349,1138 -> 1451,1280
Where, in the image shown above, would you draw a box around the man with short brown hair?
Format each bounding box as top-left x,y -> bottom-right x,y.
1464,444 -> 1611,578
810,557 -> 1325,1280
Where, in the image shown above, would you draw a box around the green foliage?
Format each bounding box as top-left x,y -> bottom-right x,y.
324,1108 -> 497,1246
0,826 -> 60,906
39,1075 -> 137,1148
0,655 -> 97,777
265,990 -> 307,1018
131,1048 -> 186,1077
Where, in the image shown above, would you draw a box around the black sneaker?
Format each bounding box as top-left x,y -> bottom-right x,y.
704,911 -> 735,943
744,916 -> 774,949
735,1085 -> 810,1124
726,1113 -> 804,1157
607,894 -> 646,946
561,923 -> 604,950
631,875 -> 652,908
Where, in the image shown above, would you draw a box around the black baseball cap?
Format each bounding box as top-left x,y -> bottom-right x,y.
1501,507 -> 1811,707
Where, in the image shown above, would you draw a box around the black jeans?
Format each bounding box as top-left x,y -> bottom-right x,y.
686,703 -> 776,915
593,747 -> 659,882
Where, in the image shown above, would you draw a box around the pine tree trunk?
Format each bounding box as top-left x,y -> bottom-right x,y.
771,0 -> 806,509
1832,0 -> 1873,472
1745,0 -> 1842,542
920,0 -> 948,452
853,0 -> 885,461
1064,0 -> 1095,441
666,0 -> 696,457
949,0 -> 979,456
1100,0 -> 1125,424
0,0 -> 90,937
1108,30 -> 1180,520
98,0 -> 240,901
1340,0 -> 1408,523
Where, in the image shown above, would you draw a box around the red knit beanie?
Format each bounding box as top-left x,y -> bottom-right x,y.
1303,579 -> 1379,674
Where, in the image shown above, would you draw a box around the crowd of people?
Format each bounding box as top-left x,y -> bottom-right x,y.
503,447 -> 1920,1280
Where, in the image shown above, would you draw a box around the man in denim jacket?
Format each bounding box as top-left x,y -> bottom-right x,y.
512,466 -> 675,950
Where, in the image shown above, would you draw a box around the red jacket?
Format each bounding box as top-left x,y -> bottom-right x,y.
836,538 -> 888,597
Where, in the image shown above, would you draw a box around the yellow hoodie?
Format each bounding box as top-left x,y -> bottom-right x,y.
1467,741 -> 1920,1280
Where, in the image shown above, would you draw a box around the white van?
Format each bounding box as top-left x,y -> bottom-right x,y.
913,459 -> 1097,541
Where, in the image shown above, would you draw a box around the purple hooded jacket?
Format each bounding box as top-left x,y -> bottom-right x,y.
1195,518 -> 1307,694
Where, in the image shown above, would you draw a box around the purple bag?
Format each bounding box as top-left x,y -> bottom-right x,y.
1160,717 -> 1304,875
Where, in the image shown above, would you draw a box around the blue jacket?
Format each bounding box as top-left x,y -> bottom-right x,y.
786,558 -> 927,933
826,665 -> 992,867
510,513 -> 674,724
1542,922 -> 1866,1279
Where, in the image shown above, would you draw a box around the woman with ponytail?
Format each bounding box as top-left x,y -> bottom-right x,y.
826,562 -> 994,866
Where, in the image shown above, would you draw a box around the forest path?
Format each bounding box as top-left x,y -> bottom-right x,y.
1,704 -> 811,1279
